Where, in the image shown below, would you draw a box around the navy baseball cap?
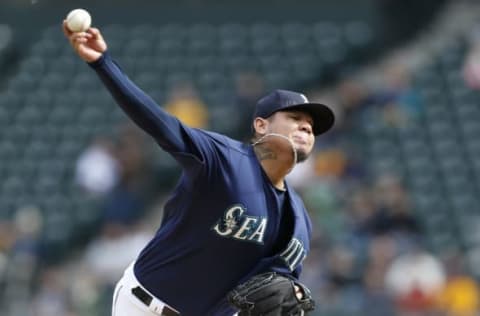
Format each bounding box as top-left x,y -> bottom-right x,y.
254,89 -> 335,135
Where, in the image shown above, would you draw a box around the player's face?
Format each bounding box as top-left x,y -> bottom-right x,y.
266,110 -> 315,162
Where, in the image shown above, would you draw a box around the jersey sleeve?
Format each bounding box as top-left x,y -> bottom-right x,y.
88,52 -> 213,172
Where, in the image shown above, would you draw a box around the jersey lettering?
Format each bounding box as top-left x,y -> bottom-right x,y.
249,218 -> 267,243
280,238 -> 306,271
212,205 -> 267,244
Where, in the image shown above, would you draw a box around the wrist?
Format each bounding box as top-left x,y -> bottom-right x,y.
87,51 -> 108,68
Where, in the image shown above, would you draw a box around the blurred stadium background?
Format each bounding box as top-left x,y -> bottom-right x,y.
2,0 -> 480,315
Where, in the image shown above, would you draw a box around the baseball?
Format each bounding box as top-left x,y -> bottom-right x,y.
66,9 -> 91,32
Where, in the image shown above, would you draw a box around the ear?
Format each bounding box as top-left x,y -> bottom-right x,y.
253,117 -> 269,135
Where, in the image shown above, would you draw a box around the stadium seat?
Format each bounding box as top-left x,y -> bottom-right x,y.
187,23 -> 217,56
8,73 -> 37,92
124,38 -> 153,57
38,73 -> 69,92
219,24 -> 249,56
19,56 -> 46,76
311,22 -> 346,65
343,21 -> 374,53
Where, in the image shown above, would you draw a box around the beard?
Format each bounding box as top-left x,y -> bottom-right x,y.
295,147 -> 310,163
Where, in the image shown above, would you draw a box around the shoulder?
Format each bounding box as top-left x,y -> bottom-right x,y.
197,129 -> 252,156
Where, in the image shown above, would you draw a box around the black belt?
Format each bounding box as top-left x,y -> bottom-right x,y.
131,286 -> 180,316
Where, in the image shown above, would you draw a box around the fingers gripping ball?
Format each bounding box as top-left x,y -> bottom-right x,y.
66,9 -> 92,32
228,272 -> 316,316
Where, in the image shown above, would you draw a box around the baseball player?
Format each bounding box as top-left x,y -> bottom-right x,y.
63,20 -> 334,316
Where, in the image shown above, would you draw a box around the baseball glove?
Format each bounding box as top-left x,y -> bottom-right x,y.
227,272 -> 315,316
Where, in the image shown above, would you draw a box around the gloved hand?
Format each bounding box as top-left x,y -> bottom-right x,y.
227,272 -> 315,316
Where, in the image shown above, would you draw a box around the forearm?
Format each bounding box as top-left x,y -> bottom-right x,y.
88,52 -> 187,152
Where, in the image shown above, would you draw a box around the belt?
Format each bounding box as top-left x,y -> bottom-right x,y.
131,286 -> 180,316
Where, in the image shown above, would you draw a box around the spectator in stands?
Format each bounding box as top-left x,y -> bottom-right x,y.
360,235 -> 397,316
84,221 -> 151,289
435,251 -> 480,316
319,244 -> 365,314
463,24 -> 480,90
74,135 -> 120,197
339,59 -> 422,131
313,147 -> 348,179
100,122 -> 152,227
81,134 -> 158,316
380,60 -> 423,128
297,244 -> 326,305
0,218 -> 14,296
385,240 -> 446,316
0,218 -> 15,254
10,205 -> 43,259
164,81 -> 209,128
366,173 -> 422,242
326,244 -> 360,289
334,76 -> 371,132
31,267 -> 75,316
345,186 -> 378,240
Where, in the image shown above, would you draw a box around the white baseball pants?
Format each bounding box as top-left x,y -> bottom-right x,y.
111,262 -> 179,316
111,262 -> 239,316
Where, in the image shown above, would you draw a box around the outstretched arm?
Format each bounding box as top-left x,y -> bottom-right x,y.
62,21 -> 210,164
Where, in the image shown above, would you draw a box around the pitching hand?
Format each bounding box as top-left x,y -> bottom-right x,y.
62,20 -> 107,63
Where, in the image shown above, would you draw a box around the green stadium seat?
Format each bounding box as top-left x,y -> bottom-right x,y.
414,65 -> 443,86
219,25 -> 248,56
311,22 -> 346,65
281,23 -> 309,44
124,38 -> 153,57
290,55 -> 321,83
50,56 -> 79,75
38,73 -> 69,92
187,23 -> 217,56
457,214 -> 480,248
8,73 -> 37,92
129,24 -> 156,41
48,105 -> 77,125
0,103 -> 10,127
219,23 -> 247,40
196,69 -> 227,91
158,23 -> 185,40
30,38 -> 60,57
102,24 -> 128,55
19,56 -> 46,76
437,41 -> 465,70
250,23 -> 281,55
163,72 -> 194,90
343,20 -> 374,58
24,90 -> 53,111
1,175 -> 26,199
16,104 -> 46,125
71,72 -> 100,90
154,37 -> 184,58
